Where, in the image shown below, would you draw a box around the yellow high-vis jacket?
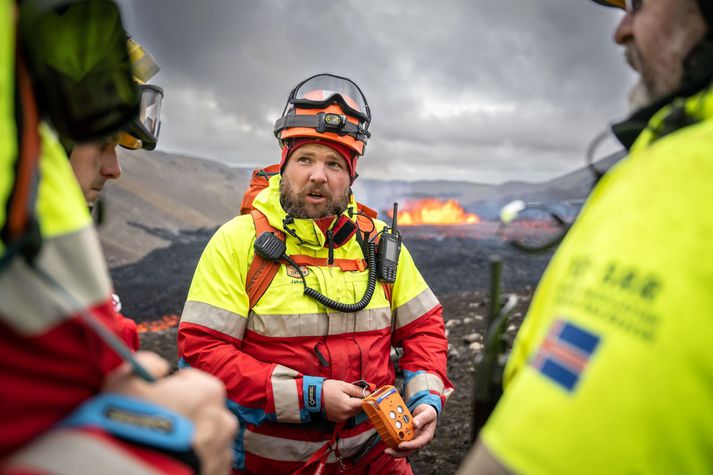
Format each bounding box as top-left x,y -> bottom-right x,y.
179,173 -> 453,473
481,87 -> 713,474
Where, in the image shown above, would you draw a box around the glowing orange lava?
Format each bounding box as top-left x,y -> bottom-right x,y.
137,314 -> 180,333
392,199 -> 480,226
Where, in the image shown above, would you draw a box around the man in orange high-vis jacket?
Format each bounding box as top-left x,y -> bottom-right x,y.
179,74 -> 454,474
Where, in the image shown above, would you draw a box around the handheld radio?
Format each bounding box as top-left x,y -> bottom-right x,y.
377,203 -> 401,283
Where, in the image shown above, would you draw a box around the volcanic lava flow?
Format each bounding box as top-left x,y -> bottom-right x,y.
137,314 -> 180,333
391,198 -> 480,226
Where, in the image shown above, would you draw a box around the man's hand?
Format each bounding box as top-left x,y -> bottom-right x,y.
385,404 -> 438,458
322,379 -> 367,422
103,351 -> 238,475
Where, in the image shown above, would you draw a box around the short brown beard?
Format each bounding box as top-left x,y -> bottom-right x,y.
279,176 -> 351,219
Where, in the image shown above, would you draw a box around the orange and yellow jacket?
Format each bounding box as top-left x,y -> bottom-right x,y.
178,173 -> 453,473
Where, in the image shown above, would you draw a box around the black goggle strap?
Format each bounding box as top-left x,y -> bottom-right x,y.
274,113 -> 371,143
290,94 -> 370,123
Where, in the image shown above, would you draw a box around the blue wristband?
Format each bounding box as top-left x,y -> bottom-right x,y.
302,376 -> 325,413
59,393 -> 195,452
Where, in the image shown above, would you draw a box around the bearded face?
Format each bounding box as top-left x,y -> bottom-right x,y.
616,0 -> 707,111
279,143 -> 352,219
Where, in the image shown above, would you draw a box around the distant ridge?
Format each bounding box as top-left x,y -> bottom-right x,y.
100,149 -> 252,265
100,149 -> 624,265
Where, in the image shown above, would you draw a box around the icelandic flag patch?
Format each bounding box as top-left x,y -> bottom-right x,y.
530,319 -> 601,392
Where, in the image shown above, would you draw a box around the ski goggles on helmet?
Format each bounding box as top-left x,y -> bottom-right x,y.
119,84 -> 164,150
274,74 -> 371,155
288,73 -> 370,122
19,0 -> 139,143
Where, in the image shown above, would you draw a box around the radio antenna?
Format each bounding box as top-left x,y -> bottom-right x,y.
391,202 -> 398,232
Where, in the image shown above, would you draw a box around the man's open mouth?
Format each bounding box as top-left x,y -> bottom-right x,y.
305,190 -> 328,202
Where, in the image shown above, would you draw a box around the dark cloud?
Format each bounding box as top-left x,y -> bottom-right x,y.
118,0 -> 634,183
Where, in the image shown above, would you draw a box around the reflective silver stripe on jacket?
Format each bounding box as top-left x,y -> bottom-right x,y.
271,364 -> 302,423
5,428 -> 160,475
393,288 -> 439,330
243,427 -> 377,462
247,307 -> 391,338
405,371 -> 446,401
181,300 -> 248,340
0,226 -> 110,335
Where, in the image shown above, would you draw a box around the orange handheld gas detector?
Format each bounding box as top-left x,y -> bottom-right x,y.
362,385 -> 414,449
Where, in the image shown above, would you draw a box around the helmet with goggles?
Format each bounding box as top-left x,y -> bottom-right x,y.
274,73 -> 371,155
117,37 -> 164,151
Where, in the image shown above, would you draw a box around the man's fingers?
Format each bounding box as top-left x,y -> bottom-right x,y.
103,351 -> 170,392
157,369 -> 227,414
388,404 -> 438,456
413,411 -> 434,429
192,406 -> 238,475
412,404 -> 437,429
342,383 -> 367,399
397,430 -> 431,451
345,398 -> 364,414
133,351 -> 172,379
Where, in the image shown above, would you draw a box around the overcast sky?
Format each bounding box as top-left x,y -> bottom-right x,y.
117,0 -> 633,184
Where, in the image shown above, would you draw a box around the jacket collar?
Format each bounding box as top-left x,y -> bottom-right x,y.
627,85 -> 713,153
252,174 -> 359,249
612,38 -> 713,150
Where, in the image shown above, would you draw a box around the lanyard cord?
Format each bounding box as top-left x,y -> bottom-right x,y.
281,241 -> 378,313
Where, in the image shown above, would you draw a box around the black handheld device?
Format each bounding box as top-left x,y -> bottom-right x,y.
254,232 -> 286,261
377,203 -> 402,283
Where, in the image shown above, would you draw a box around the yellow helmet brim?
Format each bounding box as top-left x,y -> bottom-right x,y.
591,0 -> 625,9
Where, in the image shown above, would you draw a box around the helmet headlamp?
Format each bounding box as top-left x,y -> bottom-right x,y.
19,0 -> 140,143
321,113 -> 347,131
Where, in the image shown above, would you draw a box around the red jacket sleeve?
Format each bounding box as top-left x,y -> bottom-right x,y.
392,300 -> 453,414
178,319 -> 310,425
115,313 -> 140,351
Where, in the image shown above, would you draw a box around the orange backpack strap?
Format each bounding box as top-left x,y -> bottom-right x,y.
353,208 -> 394,304
356,202 -> 378,220
240,164 -> 281,215
1,49 -> 42,272
382,282 -> 393,304
246,209 -> 284,310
